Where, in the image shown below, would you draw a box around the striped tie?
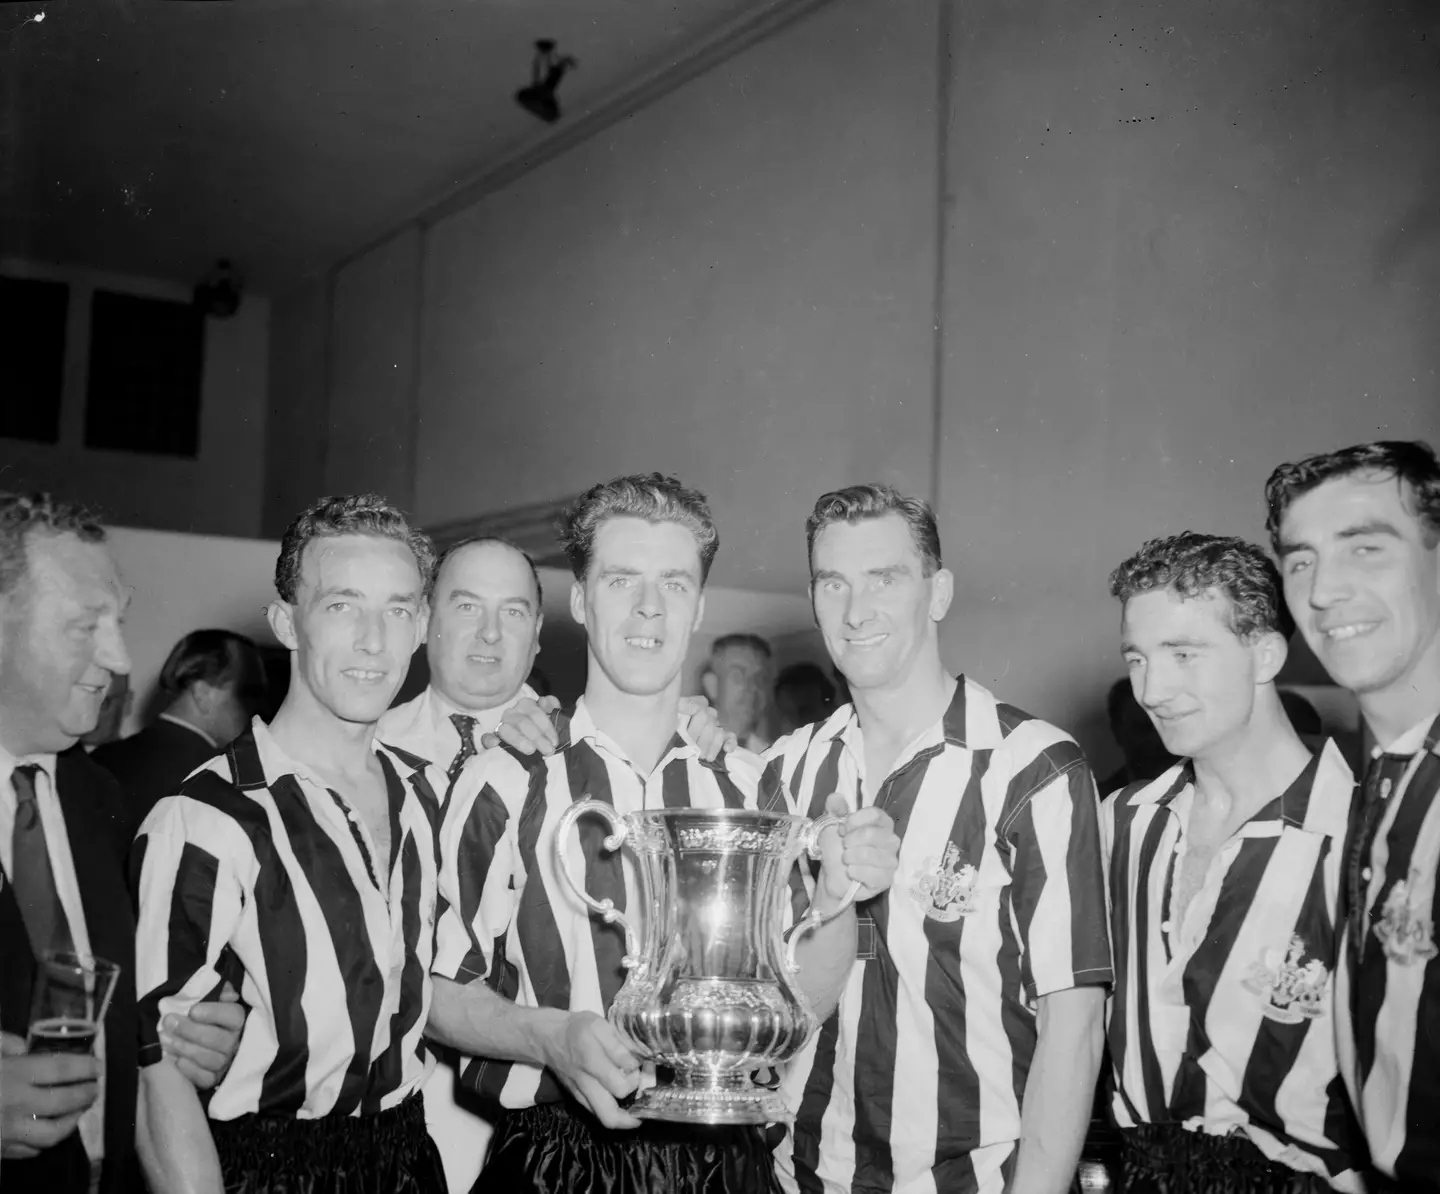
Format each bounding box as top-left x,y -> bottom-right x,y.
10,764 -> 74,958
448,714 -> 478,785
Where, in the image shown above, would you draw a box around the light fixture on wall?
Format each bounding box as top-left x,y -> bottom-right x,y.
515,39 -> 577,124
192,259 -> 244,318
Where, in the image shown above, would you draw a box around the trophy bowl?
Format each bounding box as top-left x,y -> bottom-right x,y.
553,802 -> 856,1125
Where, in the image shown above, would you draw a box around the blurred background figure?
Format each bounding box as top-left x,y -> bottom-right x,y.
78,672 -> 131,750
92,629 -> 268,840
699,632 -> 773,751
773,661 -> 838,737
1099,677 -> 1178,796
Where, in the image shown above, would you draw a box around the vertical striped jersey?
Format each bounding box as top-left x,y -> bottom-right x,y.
131,719 -> 442,1121
1102,743 -> 1362,1191
1336,713 -> 1440,1191
433,697 -> 763,1112
758,676 -> 1112,1194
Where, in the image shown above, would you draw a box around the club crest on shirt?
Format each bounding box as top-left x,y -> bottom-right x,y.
1373,869 -> 1439,966
911,842 -> 979,922
1241,935 -> 1328,1023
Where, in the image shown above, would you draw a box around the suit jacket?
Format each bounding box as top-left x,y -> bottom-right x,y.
1,750 -> 140,1194
91,717 -> 218,842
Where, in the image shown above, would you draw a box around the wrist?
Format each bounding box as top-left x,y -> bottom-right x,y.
527,1007 -> 573,1070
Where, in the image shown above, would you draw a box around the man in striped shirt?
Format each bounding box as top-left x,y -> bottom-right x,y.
430,473 -> 901,1193
134,494 -> 449,1194
1103,532 -> 1360,1192
1267,440 -> 1440,1193
761,484 -> 1112,1194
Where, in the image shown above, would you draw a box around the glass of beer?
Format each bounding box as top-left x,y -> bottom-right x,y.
27,950 -> 120,1054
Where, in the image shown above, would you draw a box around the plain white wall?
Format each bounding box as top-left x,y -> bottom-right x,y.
0,259 -> 271,538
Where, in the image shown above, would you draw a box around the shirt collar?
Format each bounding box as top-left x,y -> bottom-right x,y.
159,711 -> 218,748
246,715 -> 408,791
810,674 -> 996,767
1374,709 -> 1440,757
1125,739 -> 1353,839
428,683 -> 538,728
0,737 -> 57,789
568,696 -> 701,771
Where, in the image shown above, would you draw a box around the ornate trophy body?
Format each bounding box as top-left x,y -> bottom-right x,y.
554,802 -> 857,1125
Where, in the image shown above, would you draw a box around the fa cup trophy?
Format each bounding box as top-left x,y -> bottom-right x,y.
554,802 -> 858,1125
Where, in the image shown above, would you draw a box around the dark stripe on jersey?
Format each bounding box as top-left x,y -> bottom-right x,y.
134,839 -> 217,1060
703,754 -> 750,809
516,765 -> 571,1012
661,755 -> 690,808
926,758 -> 988,1164
568,742 -> 628,1011
1131,807 -> 1174,1118
455,786 -> 510,981
1063,764 -> 1111,987
364,831 -> 425,1113
386,743 -> 440,834
272,773 -> 387,1117
1172,836 -> 1280,1117
996,775 -> 1038,1114
1105,797 -> 1145,1126
793,1011 -> 841,1194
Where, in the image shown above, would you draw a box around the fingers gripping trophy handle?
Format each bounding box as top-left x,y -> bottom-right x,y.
553,799 -> 640,968
784,814 -> 863,972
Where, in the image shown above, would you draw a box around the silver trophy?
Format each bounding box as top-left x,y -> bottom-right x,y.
554,802 -> 859,1125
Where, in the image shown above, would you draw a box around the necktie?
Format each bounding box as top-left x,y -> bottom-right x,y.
10,764 -> 74,959
447,714 -> 478,785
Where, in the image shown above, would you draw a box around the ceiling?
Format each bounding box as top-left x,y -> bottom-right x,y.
1,0 -> 784,293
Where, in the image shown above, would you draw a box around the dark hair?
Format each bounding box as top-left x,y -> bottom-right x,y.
275,494 -> 435,603
0,492 -> 106,598
805,484 -> 942,577
1265,440 -> 1440,551
702,633 -> 772,678
557,473 -> 719,582
1108,531 -> 1294,641
159,629 -> 269,714
433,536 -> 543,609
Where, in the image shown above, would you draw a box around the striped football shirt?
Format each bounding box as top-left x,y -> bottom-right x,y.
1102,742 -> 1362,1191
1336,712 -> 1440,1191
433,697 -> 763,1110
131,719 -> 442,1121
759,676 -> 1112,1194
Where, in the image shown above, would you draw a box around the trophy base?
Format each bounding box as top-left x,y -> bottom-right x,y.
629,1072 -> 788,1126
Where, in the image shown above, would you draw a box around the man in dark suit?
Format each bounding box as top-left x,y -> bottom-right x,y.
0,492 -> 245,1194
93,628 -> 267,841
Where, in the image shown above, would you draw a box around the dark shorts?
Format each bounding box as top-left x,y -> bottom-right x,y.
1120,1124 -> 1334,1194
211,1094 -> 445,1194
474,1099 -> 783,1194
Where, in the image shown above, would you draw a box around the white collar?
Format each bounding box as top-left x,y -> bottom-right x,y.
159,711 -> 218,748
1375,710 -> 1440,756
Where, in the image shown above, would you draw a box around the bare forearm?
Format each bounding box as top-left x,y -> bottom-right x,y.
1010,987 -> 1105,1194
792,898 -> 858,1021
426,975 -> 568,1066
136,1061 -> 224,1194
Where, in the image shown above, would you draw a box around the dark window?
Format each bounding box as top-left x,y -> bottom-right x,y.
85,290 -> 205,457
0,275 -> 70,444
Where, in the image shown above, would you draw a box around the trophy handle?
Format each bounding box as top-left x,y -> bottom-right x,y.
553,798 -> 639,968
784,813 -> 863,973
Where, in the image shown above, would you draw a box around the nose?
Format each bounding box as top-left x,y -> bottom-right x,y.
95,620 -> 131,677
355,609 -> 385,654
1138,662 -> 1175,712
1305,553 -> 1352,610
478,609 -> 502,644
634,579 -> 663,620
842,587 -> 874,630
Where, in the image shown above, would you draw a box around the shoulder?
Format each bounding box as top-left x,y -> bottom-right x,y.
58,744 -> 126,802
986,697 -> 1089,780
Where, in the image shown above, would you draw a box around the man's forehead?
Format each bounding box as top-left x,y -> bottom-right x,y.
592,517 -> 702,568
1283,472 -> 1418,533
439,541 -> 536,597
715,642 -> 767,668
300,533 -> 421,587
27,531 -> 123,594
812,514 -> 920,567
1122,586 -> 1232,637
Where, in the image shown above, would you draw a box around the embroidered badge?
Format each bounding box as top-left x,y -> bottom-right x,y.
1373,869 -> 1439,966
1241,935 -> 1328,1023
911,842 -> 979,922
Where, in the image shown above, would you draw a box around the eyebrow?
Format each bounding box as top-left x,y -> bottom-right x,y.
315,587 -> 419,604
1120,636 -> 1211,653
596,565 -> 697,583
447,588 -> 534,609
1278,518 -> 1403,557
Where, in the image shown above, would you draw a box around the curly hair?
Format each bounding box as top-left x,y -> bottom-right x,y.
805,484 -> 942,577
0,492 -> 107,598
274,494 -> 436,603
557,473 -> 719,582
1264,440 -> 1440,552
1108,531 -> 1293,641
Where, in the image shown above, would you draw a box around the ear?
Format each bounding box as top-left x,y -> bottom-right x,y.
929,568 -> 955,622
701,670 -> 718,702
267,600 -> 298,651
533,611 -> 544,656
1252,629 -> 1288,686
569,580 -> 586,627
414,604 -> 430,649
692,591 -> 706,635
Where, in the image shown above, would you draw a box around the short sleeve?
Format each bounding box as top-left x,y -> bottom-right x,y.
1004,755 -> 1113,1000
435,753 -> 524,986
130,788 -> 251,1067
